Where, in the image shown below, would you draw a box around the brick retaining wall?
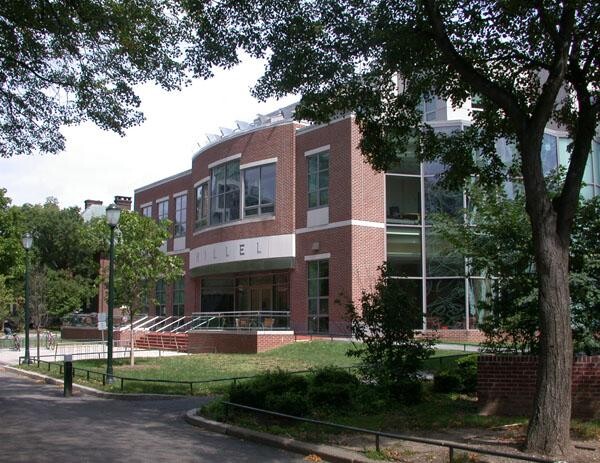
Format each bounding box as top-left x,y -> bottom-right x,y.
188,331 -> 296,354
477,355 -> 600,419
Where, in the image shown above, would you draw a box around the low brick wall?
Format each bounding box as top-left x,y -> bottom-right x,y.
188,330 -> 295,354
478,355 -> 600,419
428,329 -> 486,344
61,326 -> 106,341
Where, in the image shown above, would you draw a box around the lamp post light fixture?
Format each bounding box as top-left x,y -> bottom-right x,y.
105,204 -> 121,383
21,232 -> 33,364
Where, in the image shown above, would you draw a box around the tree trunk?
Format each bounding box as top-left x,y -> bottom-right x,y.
525,212 -> 573,458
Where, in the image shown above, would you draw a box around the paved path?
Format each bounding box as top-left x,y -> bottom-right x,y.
0,369 -> 305,463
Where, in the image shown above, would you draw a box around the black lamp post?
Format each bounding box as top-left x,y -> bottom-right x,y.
105,204 -> 121,383
21,232 -> 33,364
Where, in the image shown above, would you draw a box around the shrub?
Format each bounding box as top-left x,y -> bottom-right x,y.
433,370 -> 462,393
312,366 -> 359,386
228,369 -> 309,410
391,379 -> 423,404
267,391 -> 310,416
455,355 -> 478,393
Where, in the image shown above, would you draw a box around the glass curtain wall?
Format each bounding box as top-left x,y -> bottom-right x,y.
386,128 -> 600,331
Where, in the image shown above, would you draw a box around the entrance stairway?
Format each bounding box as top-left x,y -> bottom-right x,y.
134,332 -> 189,352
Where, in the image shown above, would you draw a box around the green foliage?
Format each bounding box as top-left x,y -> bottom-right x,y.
45,269 -> 95,321
455,355 -> 478,393
0,1 -> 187,157
101,211 -> 183,317
229,369 -> 310,415
435,188 -> 600,354
308,366 -> 358,409
0,275 -> 14,326
433,370 -> 462,393
347,264 -> 435,401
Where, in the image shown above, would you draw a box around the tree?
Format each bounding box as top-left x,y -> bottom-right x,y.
104,211 -> 182,366
435,186 -> 600,354
347,264 -> 435,402
182,1 -> 598,456
0,1 -> 186,157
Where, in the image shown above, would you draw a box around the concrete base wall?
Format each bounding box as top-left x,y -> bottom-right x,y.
478,355 -> 600,419
188,330 -> 295,354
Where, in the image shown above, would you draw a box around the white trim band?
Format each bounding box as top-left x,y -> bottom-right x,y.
194,177 -> 210,187
304,145 -> 330,157
208,153 -> 242,169
304,253 -> 331,261
296,219 -> 385,235
139,202 -> 152,209
173,190 -> 188,198
156,196 -> 169,203
240,158 -> 278,170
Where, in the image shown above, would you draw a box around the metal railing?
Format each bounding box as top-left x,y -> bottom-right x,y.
221,402 -> 564,463
19,356 -> 352,394
185,311 -> 291,331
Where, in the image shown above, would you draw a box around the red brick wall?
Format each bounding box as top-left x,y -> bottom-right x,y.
478,355 -> 600,419
61,327 -> 106,341
188,331 -> 295,354
189,123 -> 298,249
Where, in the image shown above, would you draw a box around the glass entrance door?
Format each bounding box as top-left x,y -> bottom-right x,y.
251,286 -> 272,311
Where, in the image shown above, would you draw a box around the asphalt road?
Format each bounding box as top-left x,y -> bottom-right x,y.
0,370 -> 305,463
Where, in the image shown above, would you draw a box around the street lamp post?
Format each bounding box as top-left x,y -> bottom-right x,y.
21,232 -> 33,364
105,204 -> 121,383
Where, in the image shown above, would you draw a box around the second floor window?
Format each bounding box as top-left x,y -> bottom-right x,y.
244,163 -> 276,217
195,183 -> 209,230
308,151 -> 329,208
157,200 -> 168,221
211,160 -> 240,225
142,205 -> 152,217
174,194 -> 187,237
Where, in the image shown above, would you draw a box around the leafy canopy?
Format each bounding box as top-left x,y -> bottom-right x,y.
0,0 -> 186,157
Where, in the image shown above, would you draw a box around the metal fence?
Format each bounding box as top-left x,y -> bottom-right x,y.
221,401 -> 565,463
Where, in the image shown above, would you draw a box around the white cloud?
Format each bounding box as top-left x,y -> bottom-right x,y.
0,57 -> 298,209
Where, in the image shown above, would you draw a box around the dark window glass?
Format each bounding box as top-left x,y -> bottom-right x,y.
307,151 -> 329,208
173,277 -> 185,316
210,160 -> 240,225
386,176 -> 421,224
174,194 -> 187,237
426,279 -> 466,329
244,163 -> 276,216
387,228 -> 421,276
307,260 -> 329,333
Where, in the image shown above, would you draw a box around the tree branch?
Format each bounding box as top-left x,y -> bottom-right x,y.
422,0 -> 527,131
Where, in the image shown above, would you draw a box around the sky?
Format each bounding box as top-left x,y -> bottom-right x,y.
0,57 -> 298,209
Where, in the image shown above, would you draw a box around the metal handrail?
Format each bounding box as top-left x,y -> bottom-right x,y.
172,316 -> 215,333
221,402 -> 564,463
156,316 -> 187,333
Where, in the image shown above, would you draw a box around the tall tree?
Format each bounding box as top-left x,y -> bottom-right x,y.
103,211 -> 182,366
0,0 -> 186,157
180,1 -> 599,457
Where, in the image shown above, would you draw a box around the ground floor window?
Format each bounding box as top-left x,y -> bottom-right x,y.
307,260 -> 329,334
200,272 -> 289,312
172,277 -> 185,316
155,280 -> 166,316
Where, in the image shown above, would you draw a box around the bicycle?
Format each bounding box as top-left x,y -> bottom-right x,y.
12,334 -> 21,351
44,331 -> 57,350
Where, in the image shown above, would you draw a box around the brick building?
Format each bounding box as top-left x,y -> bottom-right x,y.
133,102 -> 600,340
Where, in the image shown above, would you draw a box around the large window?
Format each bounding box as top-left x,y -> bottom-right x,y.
307,260 -> 329,333
308,151 -> 329,208
386,176 -> 421,224
387,228 -> 421,276
157,200 -> 168,221
173,278 -> 185,316
155,280 -> 166,316
174,194 -> 187,237
201,273 -> 289,312
195,183 -> 209,230
244,163 -> 276,216
210,160 -> 240,225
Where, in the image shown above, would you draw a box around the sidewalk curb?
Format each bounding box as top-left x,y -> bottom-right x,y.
184,409 -> 373,463
1,365 -> 186,401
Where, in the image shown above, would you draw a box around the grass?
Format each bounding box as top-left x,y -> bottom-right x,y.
18,340 -> 467,395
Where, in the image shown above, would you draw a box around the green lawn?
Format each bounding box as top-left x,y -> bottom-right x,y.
19,340 -> 467,395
